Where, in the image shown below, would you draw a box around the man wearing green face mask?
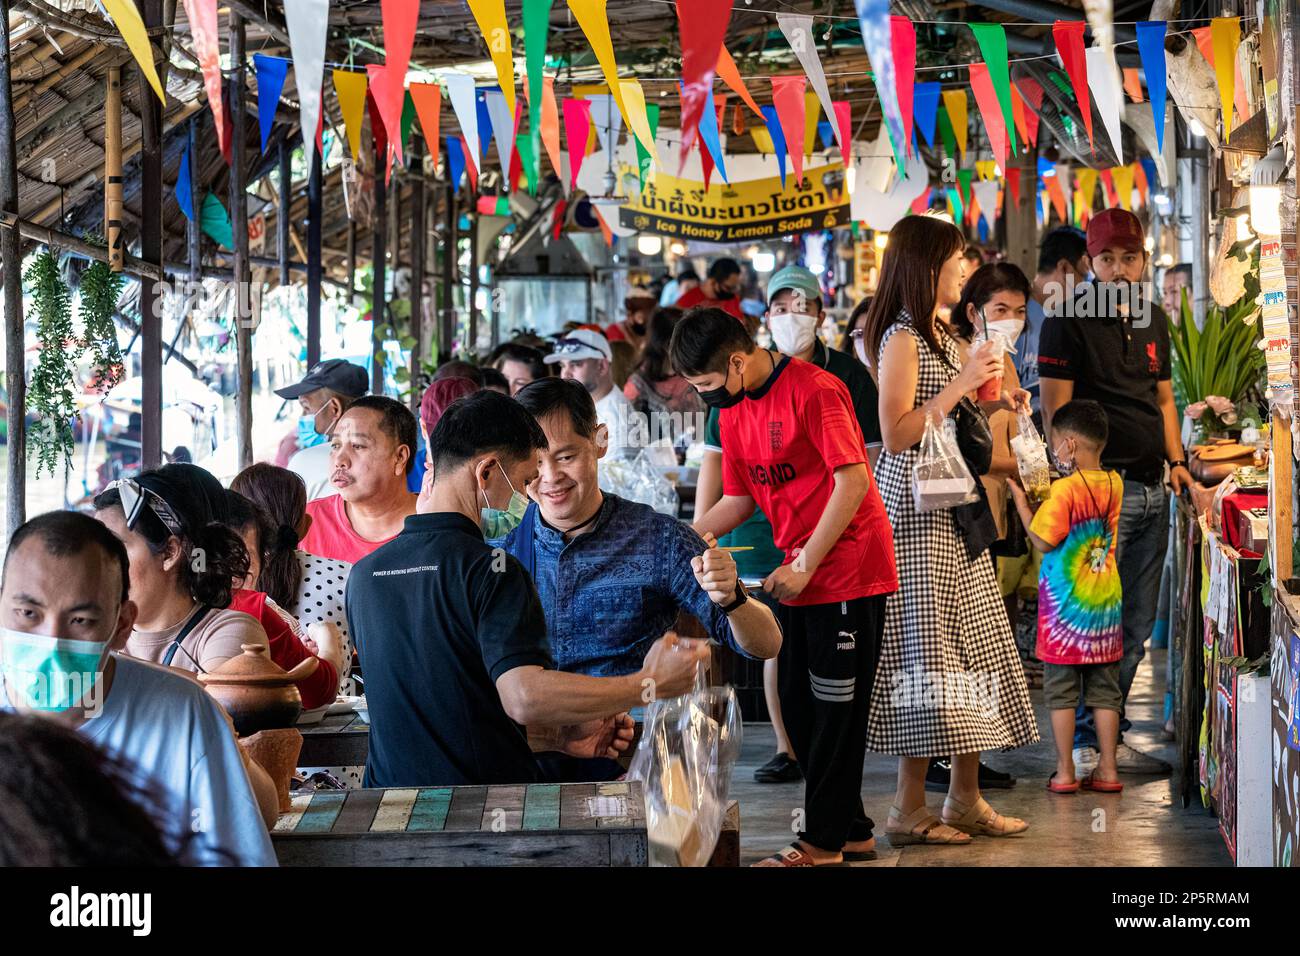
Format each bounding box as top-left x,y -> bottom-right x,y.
0,511 -> 278,865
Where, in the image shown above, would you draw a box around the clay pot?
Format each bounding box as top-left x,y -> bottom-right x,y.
239,728 -> 304,814
199,643 -> 319,738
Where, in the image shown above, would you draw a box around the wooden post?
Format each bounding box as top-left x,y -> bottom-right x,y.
441,180 -> 456,361
138,0 -> 164,470
306,144 -> 322,368
104,67 -> 124,272
278,139 -> 291,288
0,0 -> 26,535
372,163 -> 387,394
229,10 -> 253,469
468,210 -> 480,354
408,136 -> 425,410
187,118 -> 201,282
346,219 -> 356,307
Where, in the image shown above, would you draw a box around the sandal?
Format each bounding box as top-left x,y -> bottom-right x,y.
941,796 -> 1029,837
751,843 -> 848,867
842,838 -> 878,862
1047,772 -> 1080,794
1080,771 -> 1123,793
884,804 -> 972,846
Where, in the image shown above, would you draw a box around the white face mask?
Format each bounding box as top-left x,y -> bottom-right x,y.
768,312 -> 818,357
986,316 -> 1026,345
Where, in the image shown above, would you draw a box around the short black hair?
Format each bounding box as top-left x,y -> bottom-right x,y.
1053,399 -> 1108,448
1168,262 -> 1193,280
480,366 -> 510,393
668,306 -> 755,376
432,359 -> 485,387
707,258 -> 742,282
677,268 -> 700,282
493,343 -> 548,381
345,395 -> 419,475
428,390 -> 548,474
5,511 -> 131,605
515,377 -> 598,441
1037,226 -> 1088,274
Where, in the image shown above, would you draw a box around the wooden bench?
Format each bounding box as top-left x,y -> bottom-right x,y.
272,782 -> 739,867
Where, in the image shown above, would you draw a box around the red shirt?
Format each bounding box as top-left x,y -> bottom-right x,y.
302,492 -> 408,564
228,589 -> 338,710
675,286 -> 745,320
720,357 -> 897,606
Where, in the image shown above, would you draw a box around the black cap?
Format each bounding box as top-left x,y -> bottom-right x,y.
274,359 -> 369,400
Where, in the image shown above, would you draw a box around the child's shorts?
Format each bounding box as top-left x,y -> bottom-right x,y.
1043,661 -> 1122,711
997,549 -> 1041,600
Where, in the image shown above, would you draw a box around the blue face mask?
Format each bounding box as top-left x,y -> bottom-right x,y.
297,414 -> 325,449
480,463 -> 529,539
0,627 -> 111,712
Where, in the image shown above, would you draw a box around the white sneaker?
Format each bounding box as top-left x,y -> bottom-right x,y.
1072,746 -> 1099,775
1114,742 -> 1172,774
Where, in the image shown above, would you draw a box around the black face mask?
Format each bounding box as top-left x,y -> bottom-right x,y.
628,319 -> 647,334
699,363 -> 744,409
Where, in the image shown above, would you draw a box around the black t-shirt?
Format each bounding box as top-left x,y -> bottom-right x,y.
347,512 -> 553,788
1037,282 -> 1171,477
812,338 -> 883,446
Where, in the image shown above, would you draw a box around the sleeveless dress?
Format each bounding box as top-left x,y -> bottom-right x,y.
865,316 -> 1039,757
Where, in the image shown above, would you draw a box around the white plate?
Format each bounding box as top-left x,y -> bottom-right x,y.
326,695 -> 366,716
296,705 -> 329,726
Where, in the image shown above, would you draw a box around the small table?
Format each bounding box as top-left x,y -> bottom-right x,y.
298,711 -> 369,767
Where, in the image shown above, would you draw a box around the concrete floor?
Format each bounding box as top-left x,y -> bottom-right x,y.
728,648 -> 1231,866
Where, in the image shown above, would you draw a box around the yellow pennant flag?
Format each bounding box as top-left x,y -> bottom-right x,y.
567,0 -> 626,126
751,124 -> 775,154
618,80 -> 659,169
333,69 -> 369,163
976,160 -> 997,181
102,0 -> 166,102
803,89 -> 820,158
1209,17 -> 1240,143
1110,164 -> 1135,210
941,89 -> 968,161
468,0 -> 517,115
1075,167 -> 1099,212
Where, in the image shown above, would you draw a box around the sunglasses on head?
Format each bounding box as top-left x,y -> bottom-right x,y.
108,478 -> 185,537
552,339 -> 601,356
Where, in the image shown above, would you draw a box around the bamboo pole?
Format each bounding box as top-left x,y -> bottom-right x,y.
1,0 -> 26,536
371,161 -> 387,394
441,180 -> 456,361
137,0 -> 164,470
187,117 -> 199,281
229,10 -> 252,470
104,66 -> 123,271
278,139 -> 290,288
408,135 -> 425,410
306,143 -> 322,368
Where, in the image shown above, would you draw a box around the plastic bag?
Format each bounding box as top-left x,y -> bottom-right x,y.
599,446 -> 680,516
912,409 -> 978,512
627,668 -> 742,866
1009,409 -> 1051,503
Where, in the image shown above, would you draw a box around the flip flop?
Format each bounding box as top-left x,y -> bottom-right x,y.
1080,771 -> 1123,793
751,843 -> 849,867
842,848 -> 878,862
1047,772 -> 1080,794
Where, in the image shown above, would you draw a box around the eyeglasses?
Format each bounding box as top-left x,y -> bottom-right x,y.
107,479 -> 184,537
551,339 -> 601,356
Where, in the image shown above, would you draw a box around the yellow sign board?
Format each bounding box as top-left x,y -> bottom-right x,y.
620,162 -> 850,243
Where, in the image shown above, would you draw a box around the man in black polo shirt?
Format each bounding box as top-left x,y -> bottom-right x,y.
1038,208 -> 1191,776
347,390 -> 709,788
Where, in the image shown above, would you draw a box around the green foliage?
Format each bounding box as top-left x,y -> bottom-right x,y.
1168,279 -> 1265,430
78,259 -> 125,391
23,251 -> 77,477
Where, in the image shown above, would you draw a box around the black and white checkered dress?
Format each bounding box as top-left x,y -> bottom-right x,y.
864,317 -> 1039,757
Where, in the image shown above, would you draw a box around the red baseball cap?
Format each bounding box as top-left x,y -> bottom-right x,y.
1087,208 -> 1145,258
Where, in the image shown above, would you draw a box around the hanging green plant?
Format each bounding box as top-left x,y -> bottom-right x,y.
78,258 -> 126,392
23,250 -> 78,478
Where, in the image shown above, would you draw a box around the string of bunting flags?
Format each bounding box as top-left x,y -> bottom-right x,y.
96,0 -> 1260,243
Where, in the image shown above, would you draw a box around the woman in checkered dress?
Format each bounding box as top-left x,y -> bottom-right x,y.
861,216 -> 1038,846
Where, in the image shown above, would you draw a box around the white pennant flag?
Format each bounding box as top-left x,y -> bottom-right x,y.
972,179 -> 1001,223
1085,45 -> 1125,164
441,72 -> 481,168
853,150 -> 928,231
285,0 -> 329,165
483,89 -> 515,176
589,94 -> 623,155
777,13 -> 842,153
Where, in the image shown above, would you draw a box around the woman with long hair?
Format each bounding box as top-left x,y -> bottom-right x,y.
861,214 -> 1038,846
624,307 -> 705,445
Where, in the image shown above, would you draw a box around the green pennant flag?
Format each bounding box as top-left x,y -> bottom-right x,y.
968,22 -> 1017,156
945,186 -> 963,224
400,92 -> 417,161
936,106 -> 957,158
637,103 -> 660,188
200,192 -> 233,250
517,131 -> 538,196
957,168 -> 973,209
523,0 -> 553,164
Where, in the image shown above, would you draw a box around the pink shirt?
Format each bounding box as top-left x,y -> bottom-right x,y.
301,493 -> 411,565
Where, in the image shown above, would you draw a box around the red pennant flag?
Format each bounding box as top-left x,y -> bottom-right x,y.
701,141 -> 715,191
1009,82 -> 1030,147
1007,167 -> 1022,208
410,82 -> 442,173
1052,20 -> 1093,149
1099,168 -> 1117,207
909,187 -> 932,215
551,198 -> 568,240
969,62 -> 1010,171
367,89 -> 388,161
374,0 -> 420,165
1013,76 -> 1043,147
1133,161 -> 1149,205
677,0 -> 735,163
507,99 -> 525,192
459,133 -> 479,193
890,16 -> 916,156
562,98 -> 592,191
1192,26 -> 1214,66
832,101 -> 852,162
182,0 -> 226,161
770,75 -> 807,184
367,64 -> 405,168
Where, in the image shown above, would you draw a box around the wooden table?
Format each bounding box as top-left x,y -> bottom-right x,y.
298,711 -> 369,767
272,782 -> 740,867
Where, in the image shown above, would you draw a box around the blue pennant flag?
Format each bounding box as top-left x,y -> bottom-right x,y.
1140,156 -> 1160,193
446,136 -> 466,191
177,140 -> 193,220
476,88 -> 496,164
913,82 -> 941,148
693,82 -> 729,184
759,104 -> 787,188
253,54 -> 291,153
817,121 -> 835,151
1134,21 -> 1168,154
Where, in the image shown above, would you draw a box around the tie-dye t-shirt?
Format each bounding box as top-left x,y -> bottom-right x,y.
1029,469 -> 1124,665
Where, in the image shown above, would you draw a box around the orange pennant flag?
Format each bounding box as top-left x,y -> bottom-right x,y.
716,43 -> 763,116
409,82 -> 442,173
1133,161 -> 1149,206
1009,83 -> 1030,148
1122,68 -> 1145,103
1044,173 -> 1068,223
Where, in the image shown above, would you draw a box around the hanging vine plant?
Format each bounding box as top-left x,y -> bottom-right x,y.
23,250 -> 78,478
78,256 -> 126,392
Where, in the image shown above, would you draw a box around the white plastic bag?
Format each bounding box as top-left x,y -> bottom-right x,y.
598,447 -> 680,516
912,409 -> 978,512
627,668 -> 741,866
1009,408 -> 1051,503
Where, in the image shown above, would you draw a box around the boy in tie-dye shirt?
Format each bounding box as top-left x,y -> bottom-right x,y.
1010,400 -> 1123,793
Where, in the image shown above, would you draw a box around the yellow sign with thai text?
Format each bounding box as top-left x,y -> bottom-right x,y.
620,162 -> 850,243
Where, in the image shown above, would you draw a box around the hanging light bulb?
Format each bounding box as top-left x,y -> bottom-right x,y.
637,234 -> 663,256
1249,145 -> 1287,237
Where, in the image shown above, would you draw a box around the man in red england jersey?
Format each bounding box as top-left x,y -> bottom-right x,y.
671,307 -> 898,867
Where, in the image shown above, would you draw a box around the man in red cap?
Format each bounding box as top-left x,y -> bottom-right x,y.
1037,207 -> 1190,778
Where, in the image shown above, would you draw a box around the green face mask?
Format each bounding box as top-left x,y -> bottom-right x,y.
0,627 -> 111,713
480,462 -> 529,540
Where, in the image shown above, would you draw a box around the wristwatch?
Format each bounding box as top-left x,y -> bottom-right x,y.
720,581 -> 749,614
1169,459 -> 1188,471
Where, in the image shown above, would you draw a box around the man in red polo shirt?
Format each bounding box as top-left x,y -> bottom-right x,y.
675,257 -> 745,321
672,307 -> 898,867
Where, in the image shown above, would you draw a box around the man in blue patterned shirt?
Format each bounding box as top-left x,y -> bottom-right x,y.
504,379 -> 781,681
